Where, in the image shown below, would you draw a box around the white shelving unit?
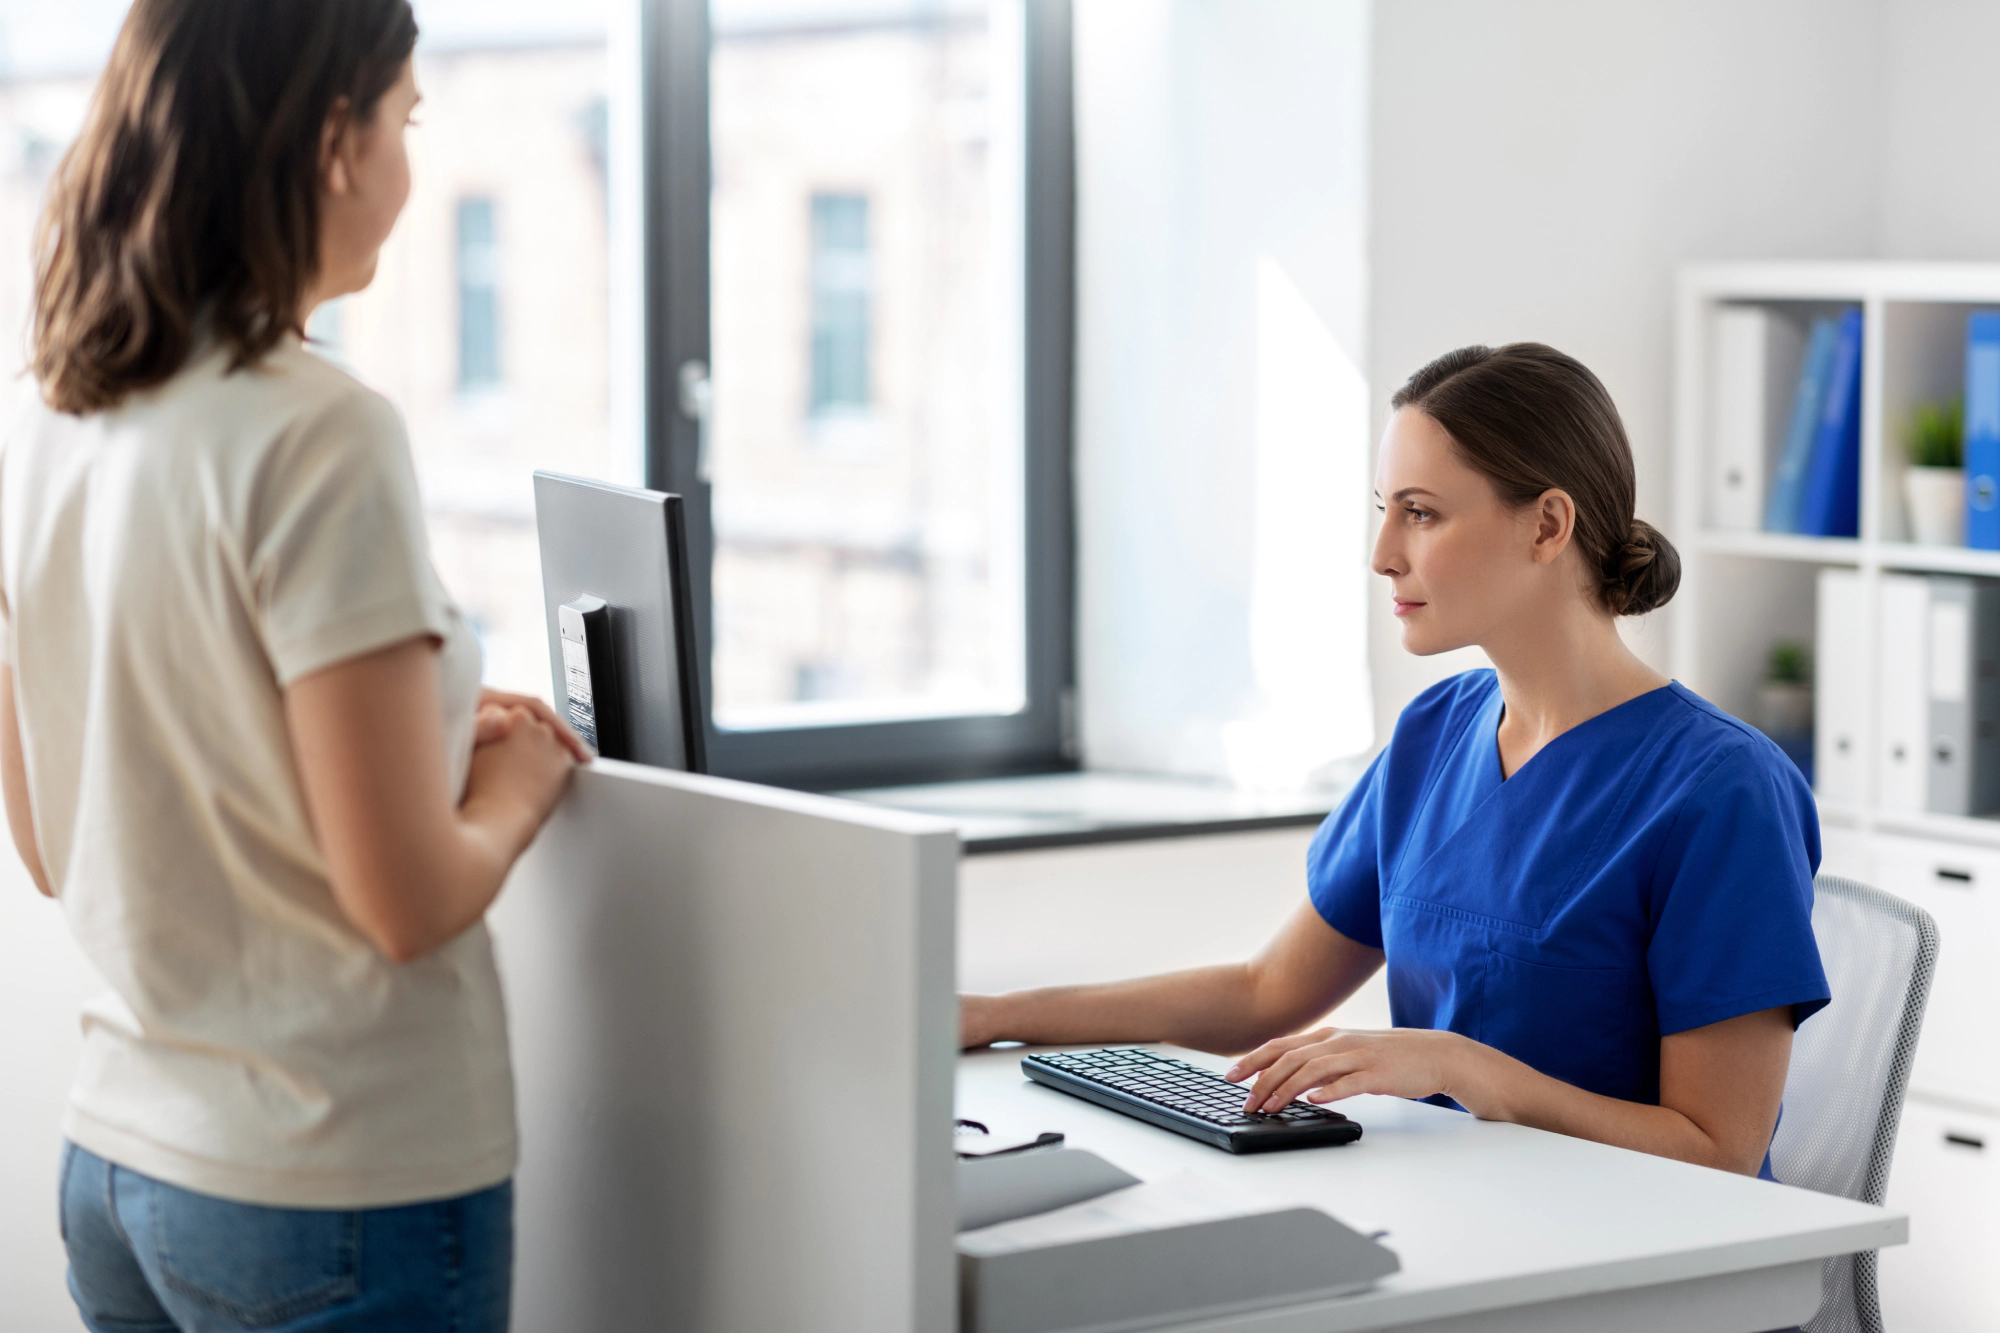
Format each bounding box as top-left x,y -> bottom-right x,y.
1674,262 -> 2000,1330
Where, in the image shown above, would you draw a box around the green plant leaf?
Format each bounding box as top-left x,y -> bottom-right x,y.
1907,397 -> 1965,469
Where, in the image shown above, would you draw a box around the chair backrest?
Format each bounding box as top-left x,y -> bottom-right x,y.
1769,873 -> 1938,1333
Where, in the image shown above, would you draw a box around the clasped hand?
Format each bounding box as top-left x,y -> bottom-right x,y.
474,688 -> 592,761
1225,1025 -> 1485,1114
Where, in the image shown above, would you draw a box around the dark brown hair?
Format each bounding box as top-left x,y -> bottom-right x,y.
32,0 -> 418,415
1390,343 -> 1679,617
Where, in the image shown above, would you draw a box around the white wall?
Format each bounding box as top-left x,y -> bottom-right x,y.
1074,0 -> 1375,786
959,826 -> 1392,1018
1878,0 -> 2000,261
1074,0 -> 1934,756
1366,0 -> 1891,737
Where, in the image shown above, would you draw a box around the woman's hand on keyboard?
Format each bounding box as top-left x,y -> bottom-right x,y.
1223,1026 -> 1490,1114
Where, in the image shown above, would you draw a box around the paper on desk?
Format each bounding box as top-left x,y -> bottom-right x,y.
958,1171 -> 1289,1257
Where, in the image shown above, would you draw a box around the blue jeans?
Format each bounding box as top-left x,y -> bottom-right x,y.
59,1142 -> 512,1332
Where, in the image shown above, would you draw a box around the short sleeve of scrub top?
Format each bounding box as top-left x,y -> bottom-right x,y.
1305,669 -> 1828,1117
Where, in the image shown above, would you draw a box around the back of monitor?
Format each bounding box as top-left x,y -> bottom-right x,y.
533,471 -> 705,770
488,762 -> 958,1333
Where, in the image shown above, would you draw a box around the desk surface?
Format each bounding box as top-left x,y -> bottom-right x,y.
844,771 -> 1347,853
958,1046 -> 1904,1333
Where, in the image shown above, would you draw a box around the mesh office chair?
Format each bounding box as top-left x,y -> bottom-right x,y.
1768,874 -> 1938,1333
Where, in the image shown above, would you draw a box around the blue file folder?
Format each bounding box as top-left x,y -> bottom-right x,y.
1796,307 -> 1863,539
1967,313 -> 2000,550
1764,317 -> 1840,534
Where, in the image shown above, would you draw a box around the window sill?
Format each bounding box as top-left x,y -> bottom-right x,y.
839,770 -> 1353,855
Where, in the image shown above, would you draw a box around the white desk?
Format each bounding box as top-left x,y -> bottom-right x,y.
958,1046 -> 1905,1333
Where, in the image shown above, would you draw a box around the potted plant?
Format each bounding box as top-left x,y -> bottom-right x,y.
1757,641 -> 1813,739
1905,397 -> 1965,546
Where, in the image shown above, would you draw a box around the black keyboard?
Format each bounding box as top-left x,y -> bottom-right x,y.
1021,1048 -> 1363,1154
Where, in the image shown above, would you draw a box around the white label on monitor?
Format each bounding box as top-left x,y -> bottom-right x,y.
562,635 -> 598,750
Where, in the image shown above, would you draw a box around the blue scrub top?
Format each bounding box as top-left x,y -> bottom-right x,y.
1309,670 -> 1829,1136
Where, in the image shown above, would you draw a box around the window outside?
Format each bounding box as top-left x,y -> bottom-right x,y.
707,0 -> 1028,729
0,0 -> 1035,731
0,0 -> 635,699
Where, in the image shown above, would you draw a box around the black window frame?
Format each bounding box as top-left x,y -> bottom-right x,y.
641,0 -> 1077,791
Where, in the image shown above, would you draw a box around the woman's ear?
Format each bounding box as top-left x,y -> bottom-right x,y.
320,97 -> 354,197
1529,488 -> 1576,565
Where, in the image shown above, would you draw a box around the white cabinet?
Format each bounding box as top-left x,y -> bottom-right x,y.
1819,824 -> 1875,885
1870,835 -> 2000,1109
1880,1098 -> 2000,1332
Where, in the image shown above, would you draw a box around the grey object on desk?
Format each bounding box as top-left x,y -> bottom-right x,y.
958,1148 -> 1140,1232
958,1196 -> 1399,1333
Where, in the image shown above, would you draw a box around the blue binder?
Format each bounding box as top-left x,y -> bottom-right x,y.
1796,307 -> 1863,538
1764,317 -> 1840,534
1967,313 -> 2000,550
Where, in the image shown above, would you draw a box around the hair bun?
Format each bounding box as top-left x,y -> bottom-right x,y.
1603,519 -> 1680,617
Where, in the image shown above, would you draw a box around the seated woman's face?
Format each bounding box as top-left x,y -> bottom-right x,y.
1371,406 -> 1569,657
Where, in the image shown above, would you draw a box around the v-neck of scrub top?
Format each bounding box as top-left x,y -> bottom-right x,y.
1485,681 -> 1675,786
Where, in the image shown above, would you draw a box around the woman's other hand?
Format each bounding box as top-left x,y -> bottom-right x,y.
465,708 -> 577,827
477,688 -> 591,762
474,703 -> 517,746
1225,1025 -> 1487,1113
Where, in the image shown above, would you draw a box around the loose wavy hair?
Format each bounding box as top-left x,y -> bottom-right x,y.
32,0 -> 417,415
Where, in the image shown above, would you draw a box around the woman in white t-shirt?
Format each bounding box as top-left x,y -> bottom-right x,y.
0,2 -> 587,1329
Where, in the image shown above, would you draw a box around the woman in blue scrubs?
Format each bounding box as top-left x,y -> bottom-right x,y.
961,342 -> 1829,1177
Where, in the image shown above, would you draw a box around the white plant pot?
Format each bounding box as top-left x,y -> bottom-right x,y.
1756,682 -> 1813,738
1905,466 -> 1966,546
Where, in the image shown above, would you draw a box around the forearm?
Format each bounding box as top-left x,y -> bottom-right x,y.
367,787 -> 547,962
1451,1042 -> 1766,1175
976,964 -> 1307,1056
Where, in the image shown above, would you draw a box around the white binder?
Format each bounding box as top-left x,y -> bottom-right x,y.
1815,567 -> 1868,806
1924,576 -> 2000,816
1710,306 -> 1805,531
1877,574 -> 1930,813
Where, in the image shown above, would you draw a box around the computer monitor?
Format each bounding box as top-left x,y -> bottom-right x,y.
532,471 -> 706,772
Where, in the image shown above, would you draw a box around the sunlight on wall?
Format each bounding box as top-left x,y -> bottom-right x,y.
1222,257 -> 1373,788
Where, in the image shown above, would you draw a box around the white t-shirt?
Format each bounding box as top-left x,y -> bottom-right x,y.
0,338 -> 514,1208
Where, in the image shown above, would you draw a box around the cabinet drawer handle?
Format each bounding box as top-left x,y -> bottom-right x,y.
1945,1132 -> 1986,1150
1936,868 -> 1975,884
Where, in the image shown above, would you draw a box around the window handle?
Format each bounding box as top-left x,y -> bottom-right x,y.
678,359 -> 714,482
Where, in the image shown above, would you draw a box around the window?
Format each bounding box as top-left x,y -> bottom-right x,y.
808,192 -> 872,415
0,5 -> 640,698
0,0 -> 1070,791
660,0 -> 1075,787
455,196 -> 502,389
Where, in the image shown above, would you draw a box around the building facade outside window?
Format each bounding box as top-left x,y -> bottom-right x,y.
807,191 -> 871,416
456,195 -> 502,390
